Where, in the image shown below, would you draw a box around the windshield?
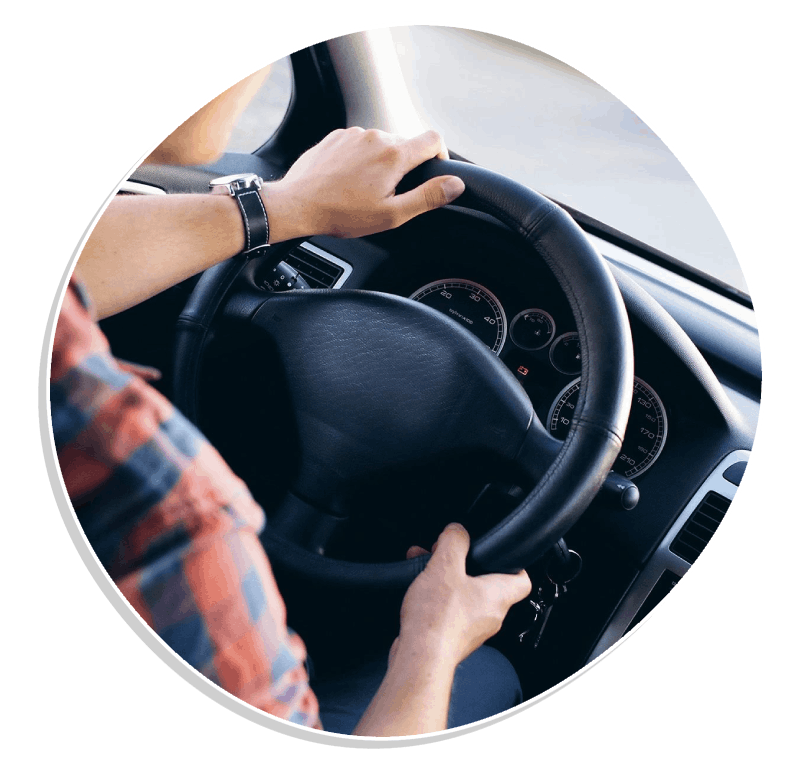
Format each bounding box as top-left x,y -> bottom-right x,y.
228,56 -> 293,153
391,27 -> 747,294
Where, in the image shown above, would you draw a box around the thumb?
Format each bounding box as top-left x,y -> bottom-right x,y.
480,569 -> 533,607
393,175 -> 465,220
430,523 -> 471,572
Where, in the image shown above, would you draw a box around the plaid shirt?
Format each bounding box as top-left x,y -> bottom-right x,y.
50,278 -> 321,729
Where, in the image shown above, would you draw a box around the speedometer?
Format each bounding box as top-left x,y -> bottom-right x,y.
548,376 -> 668,478
409,279 -> 507,355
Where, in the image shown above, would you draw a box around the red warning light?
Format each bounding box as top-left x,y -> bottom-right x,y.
517,366 -> 529,376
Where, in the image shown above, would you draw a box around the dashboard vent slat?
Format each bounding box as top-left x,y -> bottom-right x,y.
670,491 -> 731,564
285,247 -> 345,289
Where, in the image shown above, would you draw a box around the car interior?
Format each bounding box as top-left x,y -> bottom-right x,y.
98,31 -> 760,706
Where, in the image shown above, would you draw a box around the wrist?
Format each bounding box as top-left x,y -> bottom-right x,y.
207,192 -> 248,255
393,630 -> 462,673
260,181 -> 311,244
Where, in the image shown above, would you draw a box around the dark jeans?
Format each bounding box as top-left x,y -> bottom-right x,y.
311,645 -> 522,735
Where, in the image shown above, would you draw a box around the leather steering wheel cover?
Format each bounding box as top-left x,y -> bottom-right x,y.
173,256 -> 249,422
401,161 -> 634,573
173,159 -> 633,586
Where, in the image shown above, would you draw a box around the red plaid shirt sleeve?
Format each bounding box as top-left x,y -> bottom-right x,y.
50,278 -> 321,729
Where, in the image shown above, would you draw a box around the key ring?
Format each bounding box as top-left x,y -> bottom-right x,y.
546,549 -> 583,586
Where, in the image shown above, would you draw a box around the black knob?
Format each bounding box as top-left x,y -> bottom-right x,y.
599,472 -> 640,511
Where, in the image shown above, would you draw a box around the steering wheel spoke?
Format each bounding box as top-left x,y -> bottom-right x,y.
267,491 -> 348,556
515,415 -> 563,484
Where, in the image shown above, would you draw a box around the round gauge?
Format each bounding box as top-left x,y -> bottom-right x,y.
548,376 -> 668,478
549,332 -> 582,375
409,279 -> 507,355
510,309 -> 556,351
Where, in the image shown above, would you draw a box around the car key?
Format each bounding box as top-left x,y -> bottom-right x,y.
518,581 -> 562,650
518,547 -> 581,650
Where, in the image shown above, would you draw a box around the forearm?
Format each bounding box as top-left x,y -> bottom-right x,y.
76,193 -> 247,319
352,640 -> 457,737
76,179 -> 311,320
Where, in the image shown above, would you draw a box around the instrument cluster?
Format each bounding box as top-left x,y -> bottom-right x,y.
409,278 -> 668,479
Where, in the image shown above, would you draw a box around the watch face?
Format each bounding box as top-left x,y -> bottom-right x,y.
209,173 -> 262,191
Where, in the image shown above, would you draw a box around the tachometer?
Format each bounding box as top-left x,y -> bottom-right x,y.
548,376 -> 668,478
409,279 -> 507,355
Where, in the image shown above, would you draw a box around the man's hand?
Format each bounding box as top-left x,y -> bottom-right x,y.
352,523 -> 530,736
264,127 -> 465,242
397,523 -> 531,669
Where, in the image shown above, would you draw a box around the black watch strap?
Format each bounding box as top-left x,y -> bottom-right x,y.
234,186 -> 269,254
209,173 -> 270,258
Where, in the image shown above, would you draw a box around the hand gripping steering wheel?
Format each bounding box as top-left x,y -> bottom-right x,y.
172,159 -> 633,588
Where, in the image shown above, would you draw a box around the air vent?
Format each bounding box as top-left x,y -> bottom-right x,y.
284,245 -> 346,289
670,491 -> 731,564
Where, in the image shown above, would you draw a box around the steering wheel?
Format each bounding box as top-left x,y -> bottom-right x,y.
172,159 -> 633,588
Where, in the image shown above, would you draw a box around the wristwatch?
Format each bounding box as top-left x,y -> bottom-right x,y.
209,173 -> 270,257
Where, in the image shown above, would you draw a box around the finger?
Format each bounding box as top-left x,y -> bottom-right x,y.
433,136 -> 449,161
406,545 -> 429,559
403,129 -> 449,165
392,175 -> 465,222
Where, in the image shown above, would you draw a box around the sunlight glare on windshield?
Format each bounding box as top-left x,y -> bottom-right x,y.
391,26 -> 747,293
